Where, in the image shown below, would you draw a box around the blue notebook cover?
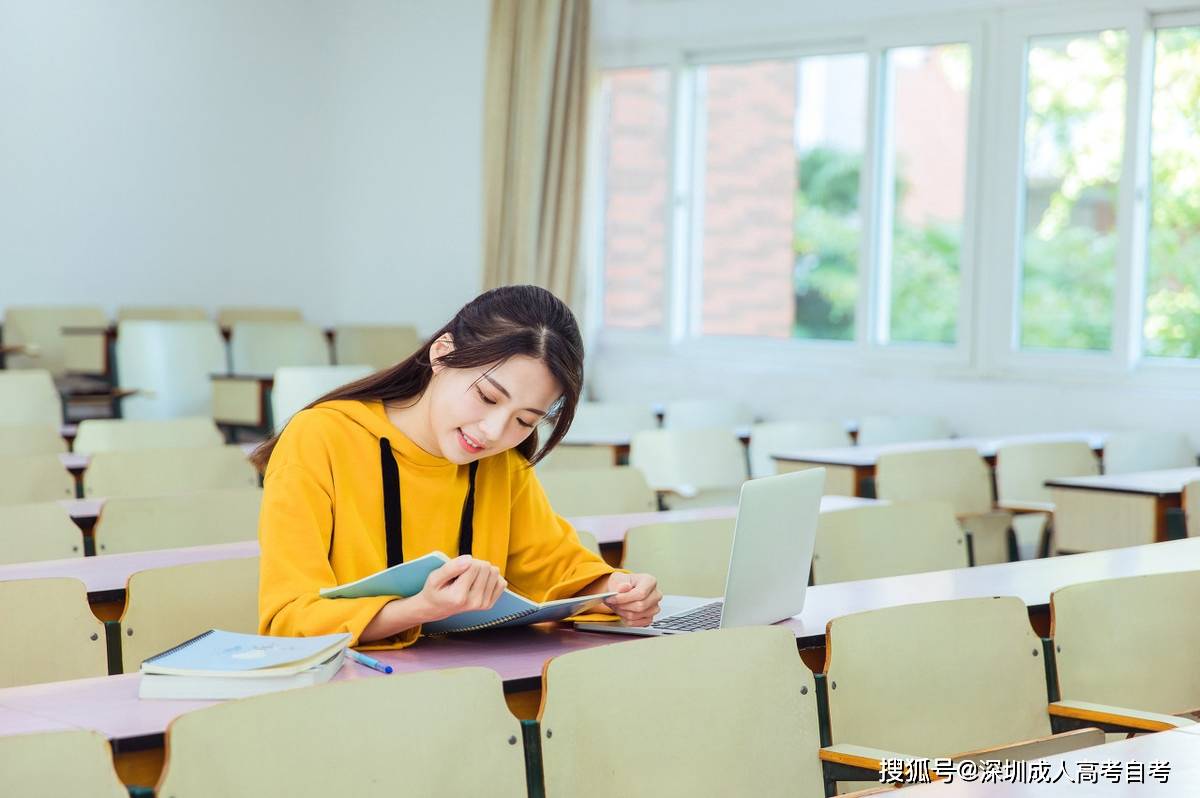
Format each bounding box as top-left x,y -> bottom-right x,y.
142,630 -> 350,676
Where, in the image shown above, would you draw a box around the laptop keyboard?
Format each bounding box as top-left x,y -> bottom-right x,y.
649,601 -> 724,632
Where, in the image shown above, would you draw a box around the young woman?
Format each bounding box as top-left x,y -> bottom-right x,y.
253,285 -> 662,649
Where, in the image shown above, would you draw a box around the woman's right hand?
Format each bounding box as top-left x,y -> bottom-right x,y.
412,555 -> 507,623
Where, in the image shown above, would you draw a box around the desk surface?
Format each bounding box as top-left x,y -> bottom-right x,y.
58,441 -> 261,473
773,431 -> 1110,467
1046,467 -> 1200,497
562,426 -> 753,447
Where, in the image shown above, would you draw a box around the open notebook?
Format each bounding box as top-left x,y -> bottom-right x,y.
320,552 -> 614,634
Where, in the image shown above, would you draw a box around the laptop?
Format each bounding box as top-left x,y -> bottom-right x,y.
576,467 -> 825,636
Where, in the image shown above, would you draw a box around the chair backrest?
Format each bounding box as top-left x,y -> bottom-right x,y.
622,518 -> 735,597
157,667 -> 527,797
116,306 -> 207,322
562,401 -> 658,442
229,322 -> 331,374
1051,570 -> 1200,715
0,578 -> 109,687
82,446 -> 258,498
539,626 -> 823,798
271,365 -> 373,434
0,423 -> 66,456
121,557 -> 259,672
216,306 -> 304,326
812,502 -> 968,585
73,417 -> 223,454
662,399 -> 753,431
0,369 -> 62,426
629,428 -> 748,493
94,488 -> 263,554
0,730 -> 128,797
535,445 -> 616,471
748,420 -> 852,478
995,441 -> 1100,503
855,415 -> 951,446
538,467 -> 657,516
1101,430 -> 1196,475
825,596 -> 1050,759
0,454 -> 76,506
332,324 -> 421,370
115,320 -> 227,420
0,503 -> 85,564
3,306 -> 107,375
875,447 -> 993,515
1187,481 -> 1200,538
575,528 -> 601,556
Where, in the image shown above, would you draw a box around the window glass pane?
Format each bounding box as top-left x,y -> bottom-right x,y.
885,43 -> 972,345
1144,25 -> 1200,359
698,54 -> 869,339
600,68 -> 670,330
1019,30 -> 1127,351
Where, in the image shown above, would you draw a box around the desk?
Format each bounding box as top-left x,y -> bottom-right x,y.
210,374 -> 274,439
560,426 -> 754,466
61,325 -> 117,378
1046,468 -> 1200,553
57,441 -> 261,480
774,432 -> 1109,497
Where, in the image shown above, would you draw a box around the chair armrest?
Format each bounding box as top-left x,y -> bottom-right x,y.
951,727 -> 1105,764
820,743 -> 924,784
1049,700 -> 1196,733
995,500 -> 1055,513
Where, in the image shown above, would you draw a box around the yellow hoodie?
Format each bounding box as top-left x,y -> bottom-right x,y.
258,399 -> 616,649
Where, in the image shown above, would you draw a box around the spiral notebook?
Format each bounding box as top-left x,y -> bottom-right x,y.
319,551 -> 615,634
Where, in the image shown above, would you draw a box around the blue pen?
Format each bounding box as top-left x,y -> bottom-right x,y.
348,649 -> 393,674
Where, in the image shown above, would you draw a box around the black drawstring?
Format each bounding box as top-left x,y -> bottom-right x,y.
379,437 -> 478,567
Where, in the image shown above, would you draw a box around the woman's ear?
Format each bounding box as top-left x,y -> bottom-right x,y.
428,333 -> 455,373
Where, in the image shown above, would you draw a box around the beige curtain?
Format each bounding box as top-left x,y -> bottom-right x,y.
482,0 -> 591,303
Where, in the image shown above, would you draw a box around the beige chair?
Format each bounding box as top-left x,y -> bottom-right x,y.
855,415 -> 950,446
216,306 -> 304,326
0,454 -> 76,506
2,306 -> 107,376
0,730 -> 128,797
0,423 -> 67,456
332,324 -> 421,370
271,365 -> 373,434
748,420 -> 852,478
622,518 -> 735,597
1187,481 -> 1200,538
629,428 -> 747,509
0,578 -> 109,687
561,401 -> 658,443
0,503 -> 85,564
156,667 -> 527,797
115,320 -> 227,420
540,627 -> 826,798
874,448 -> 1012,565
120,557 -> 259,672
73,417 -> 224,454
575,528 -> 601,556
82,446 -> 258,498
812,502 -> 968,585
0,369 -> 62,426
538,467 -> 656,516
228,321 -> 331,375
116,306 -> 207,321
996,441 -> 1100,556
662,399 -> 753,431
1101,431 -> 1196,475
535,445 -> 617,471
93,488 -> 262,554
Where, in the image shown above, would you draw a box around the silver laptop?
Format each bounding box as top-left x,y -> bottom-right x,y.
576,467 -> 825,636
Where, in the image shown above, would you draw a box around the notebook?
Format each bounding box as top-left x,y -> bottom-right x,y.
319,551 -> 615,634
139,629 -> 349,700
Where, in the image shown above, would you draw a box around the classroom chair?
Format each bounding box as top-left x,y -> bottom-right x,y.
228,321 -> 330,374
271,365 -> 373,434
114,320 -> 227,420
0,578 -> 109,687
0,369 -> 63,426
0,454 -> 76,506
995,441 -> 1100,556
629,428 -> 747,509
82,446 -> 259,498
156,667 -> 527,796
2,305 -> 107,376
72,417 -> 224,454
1187,481 -> 1200,538
874,448 -> 1012,565
561,400 -> 659,442
0,503 -> 85,564
120,557 -> 259,672
538,466 -> 657,516
332,324 -> 421,370
0,423 -> 67,456
854,415 -> 950,446
621,518 -> 735,597
535,444 -> 618,471
748,419 -> 852,478
1101,430 -> 1197,474
116,305 -> 208,321
1050,571 -> 1200,720
216,306 -> 304,326
0,730 -> 128,798
812,502 -> 968,585
92,488 -> 263,554
575,528 -> 601,556
661,398 -> 754,431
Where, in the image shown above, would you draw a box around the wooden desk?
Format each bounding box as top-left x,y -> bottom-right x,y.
210,374 -> 274,439
773,432 -> 1109,497
1046,468 -> 1200,553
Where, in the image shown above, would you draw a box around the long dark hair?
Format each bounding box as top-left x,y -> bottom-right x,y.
250,285 -> 584,470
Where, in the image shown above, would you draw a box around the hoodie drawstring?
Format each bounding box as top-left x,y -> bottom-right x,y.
379,438 -> 478,567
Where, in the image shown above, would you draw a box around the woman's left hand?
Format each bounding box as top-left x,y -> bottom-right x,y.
603,572 -> 662,627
